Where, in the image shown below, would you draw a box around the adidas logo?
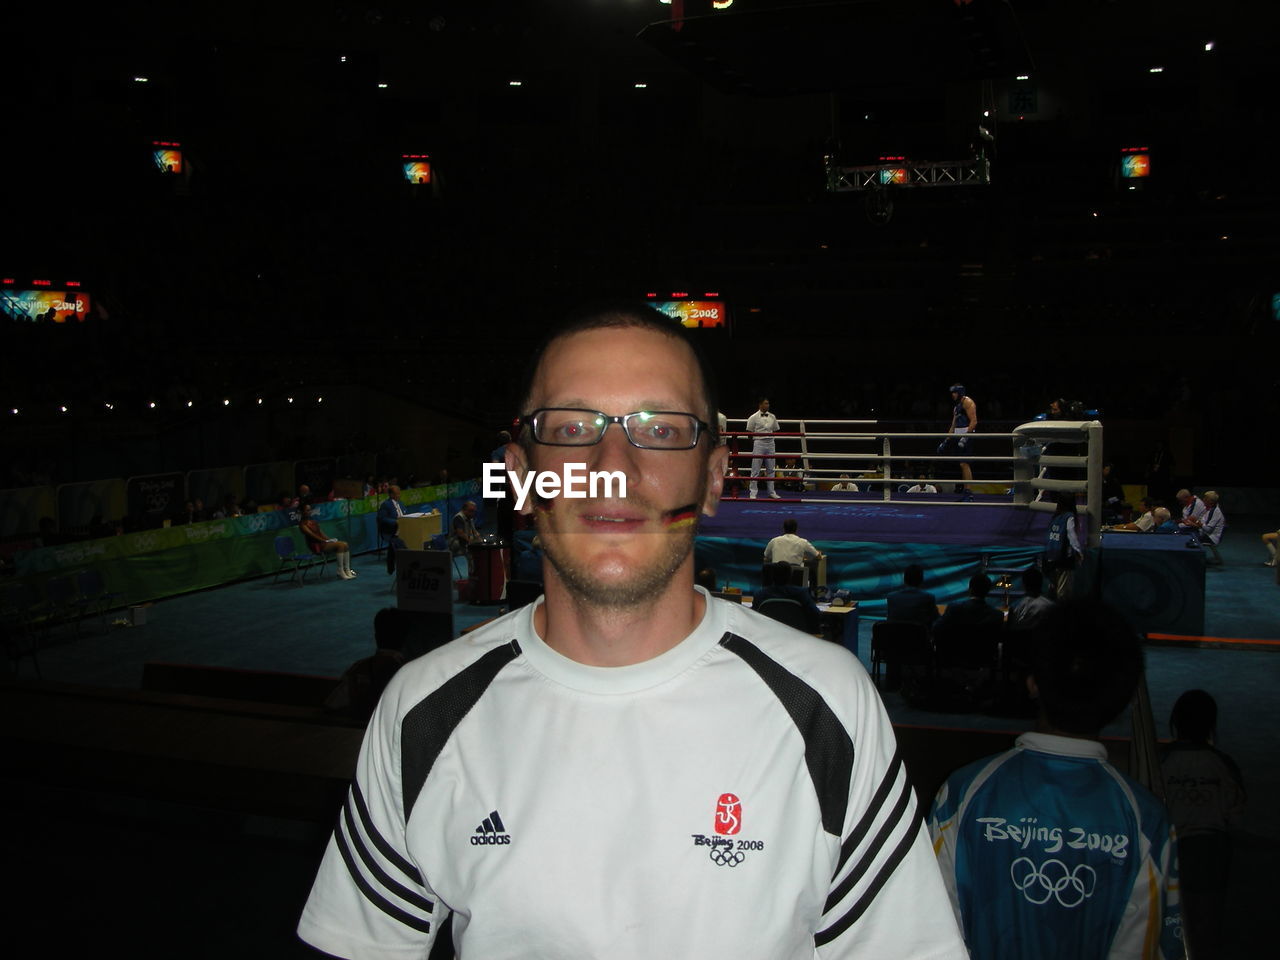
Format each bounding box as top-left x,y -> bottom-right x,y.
470,809 -> 512,845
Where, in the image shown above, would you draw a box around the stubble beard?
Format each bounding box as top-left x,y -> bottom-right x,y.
536,484 -> 705,612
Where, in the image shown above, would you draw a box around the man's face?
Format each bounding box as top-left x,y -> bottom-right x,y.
759,400 -> 770,413
463,503 -> 476,518
951,390 -> 959,402
1049,400 -> 1061,415
1177,492 -> 1190,506
511,326 -> 727,608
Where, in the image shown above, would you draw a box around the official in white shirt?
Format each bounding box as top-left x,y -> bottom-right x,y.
746,397 -> 780,499
763,518 -> 823,569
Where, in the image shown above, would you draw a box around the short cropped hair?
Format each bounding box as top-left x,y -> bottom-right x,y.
1170,689 -> 1218,741
516,302 -> 719,445
783,518 -> 798,534
1022,567 -> 1044,597
1030,600 -> 1143,735
968,574 -> 992,598
903,564 -> 925,587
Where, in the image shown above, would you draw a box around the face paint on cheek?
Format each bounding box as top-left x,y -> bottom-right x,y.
661,504 -> 699,530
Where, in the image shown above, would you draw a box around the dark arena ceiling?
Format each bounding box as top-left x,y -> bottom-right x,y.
4,0 -> 1279,333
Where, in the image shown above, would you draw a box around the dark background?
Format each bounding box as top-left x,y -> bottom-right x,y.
4,0 -> 1278,489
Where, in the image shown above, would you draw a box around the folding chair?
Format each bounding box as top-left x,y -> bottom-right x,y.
756,598 -> 811,632
273,535 -> 314,585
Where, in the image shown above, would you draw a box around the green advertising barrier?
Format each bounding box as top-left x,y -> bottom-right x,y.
11,480 -> 483,609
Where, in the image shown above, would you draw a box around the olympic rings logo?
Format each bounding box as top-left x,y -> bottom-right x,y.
1010,858 -> 1096,908
709,848 -> 746,868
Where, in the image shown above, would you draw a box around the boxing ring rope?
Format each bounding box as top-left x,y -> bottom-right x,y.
721,418 -> 1104,546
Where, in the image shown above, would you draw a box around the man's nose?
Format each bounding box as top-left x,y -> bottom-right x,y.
584,423 -> 643,490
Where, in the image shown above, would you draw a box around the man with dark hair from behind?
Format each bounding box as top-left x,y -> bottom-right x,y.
1161,689 -> 1244,960
934,573 -> 1003,635
763,516 -> 823,581
882,564 -> 939,690
886,564 -> 939,628
1008,567 -> 1053,631
929,601 -> 1182,959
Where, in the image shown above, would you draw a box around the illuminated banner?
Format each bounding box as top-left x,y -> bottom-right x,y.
153,148 -> 183,173
653,300 -> 726,329
1120,153 -> 1150,179
1,289 -> 91,323
403,160 -> 432,183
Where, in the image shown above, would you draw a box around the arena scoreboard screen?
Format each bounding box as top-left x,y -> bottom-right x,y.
402,154 -> 432,184
646,292 -> 728,329
152,140 -> 183,174
1120,147 -> 1151,179
1,279 -> 91,323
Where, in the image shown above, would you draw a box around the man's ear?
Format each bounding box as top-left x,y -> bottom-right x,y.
701,445 -> 730,517
504,442 -> 534,515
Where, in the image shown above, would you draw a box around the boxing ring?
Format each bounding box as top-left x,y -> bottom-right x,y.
696,419 -> 1104,618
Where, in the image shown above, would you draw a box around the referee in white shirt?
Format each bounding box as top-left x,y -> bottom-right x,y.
746,397 -> 780,499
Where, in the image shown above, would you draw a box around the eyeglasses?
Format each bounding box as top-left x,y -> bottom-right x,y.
521,408 -> 711,450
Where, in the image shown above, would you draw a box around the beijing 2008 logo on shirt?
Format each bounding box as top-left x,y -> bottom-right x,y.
690,792 -> 766,867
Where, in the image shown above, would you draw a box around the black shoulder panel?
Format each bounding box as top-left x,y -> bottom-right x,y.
720,632 -> 854,836
401,640 -> 522,820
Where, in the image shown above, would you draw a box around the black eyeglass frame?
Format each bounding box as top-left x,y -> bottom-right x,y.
518,408 -> 713,450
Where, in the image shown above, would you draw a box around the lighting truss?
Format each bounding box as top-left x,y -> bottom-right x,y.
825,156 -> 991,192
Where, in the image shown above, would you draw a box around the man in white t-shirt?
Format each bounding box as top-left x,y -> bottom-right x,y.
746,397 -> 780,499
764,517 -> 823,574
1176,488 -> 1207,529
1105,496 -> 1157,533
297,305 -> 967,960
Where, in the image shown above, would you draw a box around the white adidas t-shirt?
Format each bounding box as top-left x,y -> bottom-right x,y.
298,590 -> 965,959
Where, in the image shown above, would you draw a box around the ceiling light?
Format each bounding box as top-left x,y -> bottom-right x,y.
1204,42 -> 1215,52
1149,66 -> 1164,74
1015,75 -> 1030,81
509,80 -> 523,87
